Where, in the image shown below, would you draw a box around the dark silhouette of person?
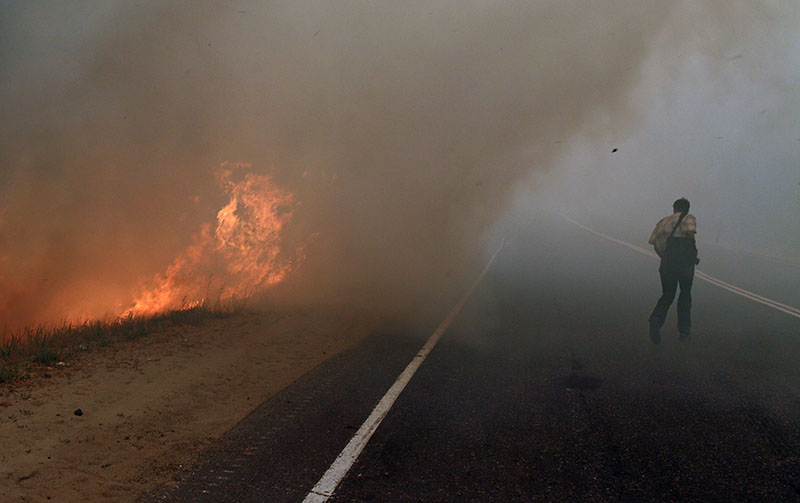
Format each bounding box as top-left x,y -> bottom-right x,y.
648,198 -> 699,343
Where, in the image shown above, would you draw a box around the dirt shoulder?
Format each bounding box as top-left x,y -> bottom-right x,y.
0,307 -> 385,502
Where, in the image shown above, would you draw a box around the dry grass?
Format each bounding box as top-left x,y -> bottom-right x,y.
0,296 -> 249,384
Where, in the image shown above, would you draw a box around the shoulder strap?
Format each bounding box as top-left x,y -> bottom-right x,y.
668,213 -> 686,239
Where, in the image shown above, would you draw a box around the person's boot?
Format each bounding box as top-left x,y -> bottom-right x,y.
679,330 -> 691,342
649,320 -> 661,344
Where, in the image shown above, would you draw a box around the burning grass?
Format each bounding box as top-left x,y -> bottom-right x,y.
0,166 -> 304,384
0,297 -> 248,384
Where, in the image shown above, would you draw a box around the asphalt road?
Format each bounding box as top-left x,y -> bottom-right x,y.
142,213 -> 800,502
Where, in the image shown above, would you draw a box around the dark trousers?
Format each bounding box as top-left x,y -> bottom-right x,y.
649,263 -> 694,333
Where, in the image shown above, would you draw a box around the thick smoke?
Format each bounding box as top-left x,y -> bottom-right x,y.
0,1 -> 787,328
512,2 -> 800,261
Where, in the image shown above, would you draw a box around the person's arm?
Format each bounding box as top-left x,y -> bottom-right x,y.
685,215 -> 699,264
649,221 -> 663,258
685,215 -> 697,239
648,222 -> 659,245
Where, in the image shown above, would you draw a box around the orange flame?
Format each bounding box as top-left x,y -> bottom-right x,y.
123,166 -> 301,317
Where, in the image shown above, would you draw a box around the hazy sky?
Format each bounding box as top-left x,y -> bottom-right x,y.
1,1 -> 798,328
517,3 -> 800,258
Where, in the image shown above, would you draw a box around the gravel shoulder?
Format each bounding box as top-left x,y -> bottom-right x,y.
0,307 -> 386,502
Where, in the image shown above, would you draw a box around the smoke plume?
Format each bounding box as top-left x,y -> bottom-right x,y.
0,1 -> 787,328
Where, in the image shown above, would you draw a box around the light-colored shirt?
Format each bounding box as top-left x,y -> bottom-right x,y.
649,212 -> 697,257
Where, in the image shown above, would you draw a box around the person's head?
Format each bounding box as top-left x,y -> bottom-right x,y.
673,197 -> 690,215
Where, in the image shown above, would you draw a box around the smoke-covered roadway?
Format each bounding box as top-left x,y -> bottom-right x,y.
142,212 -> 800,502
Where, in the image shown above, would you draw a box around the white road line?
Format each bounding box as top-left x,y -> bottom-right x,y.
303,239 -> 505,503
558,213 -> 800,319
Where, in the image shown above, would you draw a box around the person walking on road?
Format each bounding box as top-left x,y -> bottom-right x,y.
648,198 -> 699,343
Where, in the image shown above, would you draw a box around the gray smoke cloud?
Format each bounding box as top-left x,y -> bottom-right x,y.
0,1 -> 792,328
510,1 -> 800,262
